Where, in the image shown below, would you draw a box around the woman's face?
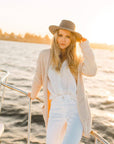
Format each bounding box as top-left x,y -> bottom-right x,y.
57,29 -> 71,51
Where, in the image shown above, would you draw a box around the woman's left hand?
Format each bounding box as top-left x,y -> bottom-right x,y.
80,37 -> 87,43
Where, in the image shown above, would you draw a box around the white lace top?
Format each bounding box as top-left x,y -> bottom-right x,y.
47,60 -> 77,101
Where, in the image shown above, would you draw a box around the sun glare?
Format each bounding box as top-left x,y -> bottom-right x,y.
89,6 -> 114,45
76,43 -> 83,57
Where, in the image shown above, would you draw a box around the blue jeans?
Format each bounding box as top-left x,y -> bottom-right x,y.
46,95 -> 83,144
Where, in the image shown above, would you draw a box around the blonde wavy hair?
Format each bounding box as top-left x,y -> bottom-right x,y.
50,30 -> 82,80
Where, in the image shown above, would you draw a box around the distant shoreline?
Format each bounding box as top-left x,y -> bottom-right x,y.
0,29 -> 51,45
0,39 -> 114,51
90,43 -> 114,50
0,28 -> 114,50
0,39 -> 50,45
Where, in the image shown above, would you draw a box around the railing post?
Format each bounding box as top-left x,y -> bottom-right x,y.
27,98 -> 32,144
1,77 -> 8,111
95,138 -> 98,144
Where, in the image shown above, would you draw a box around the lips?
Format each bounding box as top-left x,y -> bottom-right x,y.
60,43 -> 65,46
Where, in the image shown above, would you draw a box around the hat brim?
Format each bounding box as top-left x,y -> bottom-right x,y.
49,25 -> 82,41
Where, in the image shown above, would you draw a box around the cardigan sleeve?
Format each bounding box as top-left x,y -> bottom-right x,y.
79,40 -> 97,76
30,51 -> 43,100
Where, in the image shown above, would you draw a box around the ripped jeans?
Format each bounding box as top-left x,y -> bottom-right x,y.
46,95 -> 83,144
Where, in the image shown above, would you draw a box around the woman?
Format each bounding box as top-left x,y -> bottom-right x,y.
28,19 -> 97,144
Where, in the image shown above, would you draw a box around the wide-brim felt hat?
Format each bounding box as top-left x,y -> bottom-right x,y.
49,20 -> 82,41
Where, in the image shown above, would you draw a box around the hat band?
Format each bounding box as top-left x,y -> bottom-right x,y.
60,22 -> 75,31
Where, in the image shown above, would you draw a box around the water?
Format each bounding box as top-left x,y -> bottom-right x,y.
0,40 -> 114,144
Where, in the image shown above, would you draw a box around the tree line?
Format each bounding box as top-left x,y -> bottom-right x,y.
0,29 -> 51,44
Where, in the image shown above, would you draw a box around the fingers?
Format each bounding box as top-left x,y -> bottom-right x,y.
81,37 -> 87,42
27,92 -> 31,98
78,37 -> 87,43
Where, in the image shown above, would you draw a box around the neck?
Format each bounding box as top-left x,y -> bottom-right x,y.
59,50 -> 67,63
61,49 -> 66,53
61,49 -> 66,56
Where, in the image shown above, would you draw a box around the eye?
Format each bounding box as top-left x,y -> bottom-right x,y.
66,35 -> 71,39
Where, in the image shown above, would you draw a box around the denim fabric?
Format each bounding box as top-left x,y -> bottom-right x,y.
46,95 -> 83,144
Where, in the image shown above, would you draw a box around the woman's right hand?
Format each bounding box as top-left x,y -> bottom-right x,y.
27,92 -> 31,99
27,92 -> 43,102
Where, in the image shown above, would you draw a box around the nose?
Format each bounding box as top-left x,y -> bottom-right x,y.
61,37 -> 66,42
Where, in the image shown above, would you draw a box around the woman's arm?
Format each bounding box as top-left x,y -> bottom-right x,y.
79,38 -> 97,76
29,51 -> 43,100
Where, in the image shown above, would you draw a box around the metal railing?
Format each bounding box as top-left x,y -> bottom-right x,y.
0,69 -> 110,144
0,69 -> 9,112
90,130 -> 109,144
0,69 -> 32,144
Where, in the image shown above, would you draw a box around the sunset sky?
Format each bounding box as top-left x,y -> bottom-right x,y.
0,0 -> 114,44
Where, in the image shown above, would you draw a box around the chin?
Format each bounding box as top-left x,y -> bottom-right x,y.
60,46 -> 67,50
